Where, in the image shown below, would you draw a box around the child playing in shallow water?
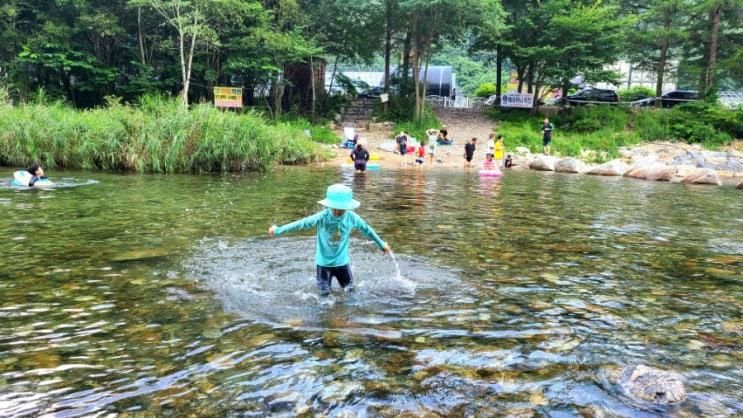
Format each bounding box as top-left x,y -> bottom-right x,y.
268,184 -> 391,296
482,153 -> 496,170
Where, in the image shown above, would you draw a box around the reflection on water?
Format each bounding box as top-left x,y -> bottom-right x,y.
0,168 -> 741,417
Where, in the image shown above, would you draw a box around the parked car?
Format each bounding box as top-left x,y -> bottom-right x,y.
565,88 -> 619,105
632,90 -> 699,108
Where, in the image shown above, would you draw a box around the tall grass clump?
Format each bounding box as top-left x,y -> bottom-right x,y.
0,97 -> 331,173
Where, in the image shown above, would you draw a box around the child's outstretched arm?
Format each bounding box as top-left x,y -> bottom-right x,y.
269,211 -> 323,237
350,213 -> 391,254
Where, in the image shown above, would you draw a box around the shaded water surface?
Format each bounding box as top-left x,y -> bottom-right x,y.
0,168 -> 741,417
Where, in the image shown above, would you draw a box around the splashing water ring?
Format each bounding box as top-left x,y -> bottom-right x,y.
341,163 -> 380,171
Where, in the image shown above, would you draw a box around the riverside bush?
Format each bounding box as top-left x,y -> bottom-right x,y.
487,104 -> 738,155
474,82 -> 497,98
617,86 -> 654,102
0,99 -> 332,172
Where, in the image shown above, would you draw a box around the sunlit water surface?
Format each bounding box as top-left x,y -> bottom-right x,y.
0,167 -> 741,417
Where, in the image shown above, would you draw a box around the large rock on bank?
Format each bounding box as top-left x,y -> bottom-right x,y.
681,168 -> 722,186
625,163 -> 676,182
554,157 -> 585,173
738,181 -> 743,189
585,159 -> 629,176
529,155 -> 558,171
618,365 -> 686,405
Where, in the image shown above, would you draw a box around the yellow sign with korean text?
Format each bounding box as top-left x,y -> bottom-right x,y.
214,87 -> 243,108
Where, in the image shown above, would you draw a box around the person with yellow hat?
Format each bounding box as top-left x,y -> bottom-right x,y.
268,184 -> 391,296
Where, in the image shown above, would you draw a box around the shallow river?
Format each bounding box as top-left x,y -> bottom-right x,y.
1,168 -> 742,417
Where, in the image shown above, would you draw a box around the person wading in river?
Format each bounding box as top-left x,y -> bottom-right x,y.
268,184 -> 391,297
542,118 -> 554,155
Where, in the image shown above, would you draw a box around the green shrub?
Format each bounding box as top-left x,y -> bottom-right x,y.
617,86 -> 654,102
474,82 -> 497,98
554,106 -> 629,133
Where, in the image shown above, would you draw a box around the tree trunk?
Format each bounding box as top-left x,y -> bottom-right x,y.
495,43 -> 502,106
413,46 -> 421,121
327,56 -> 339,96
137,7 -> 147,65
516,65 -> 524,93
699,5 -> 722,98
401,31 -> 412,99
384,0 -> 393,113
561,78 -> 570,106
420,50 -> 431,119
655,38 -> 669,107
272,74 -> 284,119
179,32 -> 188,106
526,64 -> 534,94
309,56 -> 316,119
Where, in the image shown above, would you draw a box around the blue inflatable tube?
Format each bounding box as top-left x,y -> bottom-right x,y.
10,171 -> 53,188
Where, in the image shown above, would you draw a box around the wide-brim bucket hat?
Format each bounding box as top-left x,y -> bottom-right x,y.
318,184 -> 360,210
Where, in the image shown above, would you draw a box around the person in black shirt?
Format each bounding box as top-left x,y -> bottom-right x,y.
350,143 -> 370,173
464,137 -> 477,168
542,118 -> 554,155
395,131 -> 409,166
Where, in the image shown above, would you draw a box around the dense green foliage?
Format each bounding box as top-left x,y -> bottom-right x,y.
617,86 -> 655,102
475,82 -> 497,98
0,97 -> 331,172
487,104 -> 743,160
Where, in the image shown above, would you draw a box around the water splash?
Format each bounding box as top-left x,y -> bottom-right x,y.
184,237 -> 463,329
389,251 -> 416,292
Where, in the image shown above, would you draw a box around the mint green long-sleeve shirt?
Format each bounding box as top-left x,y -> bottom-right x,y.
275,209 -> 387,267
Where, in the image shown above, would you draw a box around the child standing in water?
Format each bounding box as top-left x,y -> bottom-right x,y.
415,140 -> 426,170
464,137 -> 477,168
268,184 -> 391,296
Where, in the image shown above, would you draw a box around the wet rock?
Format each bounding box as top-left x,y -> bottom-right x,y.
530,155 -> 558,171
585,160 -> 629,176
617,365 -> 686,404
555,157 -> 585,173
529,390 -> 548,406
681,168 -> 722,186
737,180 -> 743,189
624,164 -> 676,182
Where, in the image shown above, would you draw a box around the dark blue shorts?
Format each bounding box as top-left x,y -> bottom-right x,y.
316,264 -> 353,295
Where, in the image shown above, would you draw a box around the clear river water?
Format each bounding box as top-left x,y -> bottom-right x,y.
0,167 -> 741,417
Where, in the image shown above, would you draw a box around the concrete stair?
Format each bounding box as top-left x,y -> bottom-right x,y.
341,98 -> 376,127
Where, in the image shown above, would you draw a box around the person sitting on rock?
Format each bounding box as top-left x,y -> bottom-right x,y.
504,154 -> 513,168
437,126 -> 453,145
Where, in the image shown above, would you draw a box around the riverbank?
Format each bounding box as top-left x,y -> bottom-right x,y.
0,100 -> 332,173
326,110 -> 743,188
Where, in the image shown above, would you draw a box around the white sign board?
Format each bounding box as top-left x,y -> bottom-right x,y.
379,93 -> 389,103
501,92 -> 534,108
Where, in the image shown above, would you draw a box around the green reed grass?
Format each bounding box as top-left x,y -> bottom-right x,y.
0,99 -> 332,173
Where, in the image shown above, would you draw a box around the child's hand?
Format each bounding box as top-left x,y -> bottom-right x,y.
382,243 -> 391,255
268,225 -> 277,236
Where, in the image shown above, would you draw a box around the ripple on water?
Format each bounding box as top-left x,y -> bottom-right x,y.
185,237 -> 467,330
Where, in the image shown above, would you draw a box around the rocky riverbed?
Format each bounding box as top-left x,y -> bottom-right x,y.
513,142 -> 743,188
